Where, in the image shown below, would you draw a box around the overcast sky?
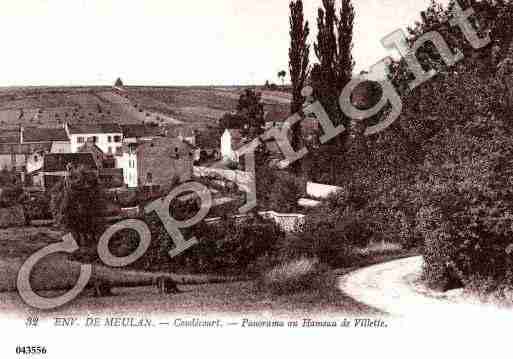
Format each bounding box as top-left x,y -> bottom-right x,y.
0,0 -> 447,86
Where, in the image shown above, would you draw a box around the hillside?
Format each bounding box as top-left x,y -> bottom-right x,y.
0,86 -> 291,131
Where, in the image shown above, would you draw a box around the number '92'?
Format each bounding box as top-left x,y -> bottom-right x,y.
16,346 -> 47,355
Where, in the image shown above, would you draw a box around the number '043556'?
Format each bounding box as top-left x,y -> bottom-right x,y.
15,346 -> 47,355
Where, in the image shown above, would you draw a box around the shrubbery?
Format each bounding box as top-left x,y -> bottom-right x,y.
416,115 -> 513,292
256,166 -> 304,213
0,186 -> 23,208
112,209 -> 285,275
22,192 -> 52,221
285,189 -> 381,268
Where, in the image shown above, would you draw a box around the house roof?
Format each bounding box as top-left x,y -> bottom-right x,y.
43,153 -> 98,172
0,143 -> 51,155
23,127 -> 69,142
121,124 -> 161,139
137,137 -> 195,155
67,123 -> 122,135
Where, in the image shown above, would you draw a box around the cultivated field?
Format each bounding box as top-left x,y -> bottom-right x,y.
0,86 -> 291,130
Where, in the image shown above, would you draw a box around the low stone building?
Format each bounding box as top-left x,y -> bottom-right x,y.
137,137 -> 195,188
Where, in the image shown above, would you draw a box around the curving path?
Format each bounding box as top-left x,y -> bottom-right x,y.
339,256 -> 512,319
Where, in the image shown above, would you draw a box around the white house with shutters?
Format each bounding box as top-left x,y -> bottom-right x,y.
65,123 -> 124,158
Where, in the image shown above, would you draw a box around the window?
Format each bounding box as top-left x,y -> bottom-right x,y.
108,136 -> 112,143
114,135 -> 122,143
77,137 -> 85,144
90,136 -> 98,143
108,147 -> 112,154
146,172 -> 153,184
115,147 -> 123,156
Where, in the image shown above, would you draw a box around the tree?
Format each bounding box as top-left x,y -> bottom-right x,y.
0,166 -> 18,187
289,0 -> 310,175
237,89 -> 266,137
311,0 -> 355,182
278,70 -> 287,86
50,166 -> 107,248
219,89 -> 266,137
313,0 -> 355,131
115,77 -> 124,87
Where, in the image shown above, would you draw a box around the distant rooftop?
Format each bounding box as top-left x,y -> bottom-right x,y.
23,127 -> 69,143
0,143 -> 52,155
163,124 -> 197,138
67,123 -> 122,135
121,124 -> 161,139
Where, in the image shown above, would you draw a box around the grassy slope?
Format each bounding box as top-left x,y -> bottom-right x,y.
0,227 -> 385,316
0,227 -> 245,292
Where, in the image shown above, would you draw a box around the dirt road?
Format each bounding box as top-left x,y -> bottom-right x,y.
339,256 -> 513,320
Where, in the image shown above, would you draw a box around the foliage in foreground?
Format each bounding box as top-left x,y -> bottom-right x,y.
417,115 -> 513,293
111,210 -> 285,275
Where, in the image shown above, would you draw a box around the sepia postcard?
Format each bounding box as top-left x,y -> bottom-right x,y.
0,0 -> 512,357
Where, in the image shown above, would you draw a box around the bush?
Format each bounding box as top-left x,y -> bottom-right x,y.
416,115 -> 513,292
257,168 -> 304,213
0,186 -> 23,208
184,215 -> 284,274
22,193 -> 52,221
277,231 -> 358,269
256,257 -> 334,295
115,209 -> 285,274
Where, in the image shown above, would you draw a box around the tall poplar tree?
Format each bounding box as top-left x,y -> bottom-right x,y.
289,0 -> 310,175
311,0 -> 355,182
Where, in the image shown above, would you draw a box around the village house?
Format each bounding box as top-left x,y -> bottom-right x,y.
119,142 -> 138,188
121,124 -> 162,144
118,124 -> 163,189
195,129 -> 221,163
163,125 -> 197,146
136,137 -> 195,189
40,153 -> 98,190
163,124 -> 202,163
77,140 -> 124,189
0,128 -> 24,172
65,123 -> 124,158
37,149 -> 123,190
220,129 -> 245,163
21,126 -> 70,153
23,127 -> 71,180
1,126 -> 73,184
